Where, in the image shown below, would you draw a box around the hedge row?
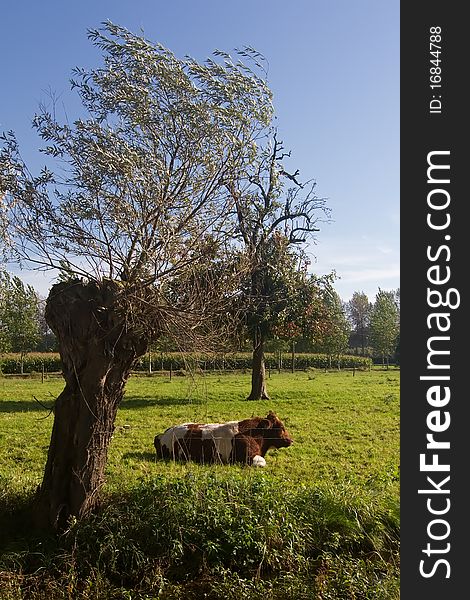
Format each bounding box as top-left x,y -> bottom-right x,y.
138,352 -> 371,372
0,351 -> 372,375
0,353 -> 63,374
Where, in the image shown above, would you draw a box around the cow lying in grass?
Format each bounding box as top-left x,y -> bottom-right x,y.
154,411 -> 293,467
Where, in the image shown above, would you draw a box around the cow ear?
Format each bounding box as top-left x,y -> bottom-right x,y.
258,418 -> 272,429
266,411 -> 277,421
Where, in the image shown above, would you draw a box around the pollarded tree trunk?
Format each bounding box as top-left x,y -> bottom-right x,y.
247,327 -> 270,400
34,280 -> 149,530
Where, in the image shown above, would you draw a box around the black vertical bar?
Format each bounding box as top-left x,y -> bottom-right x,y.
401,2 -> 467,598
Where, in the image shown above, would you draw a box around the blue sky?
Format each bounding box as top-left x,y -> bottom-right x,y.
1,0 -> 399,302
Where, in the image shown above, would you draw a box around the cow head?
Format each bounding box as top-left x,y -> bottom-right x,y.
257,411 -> 293,449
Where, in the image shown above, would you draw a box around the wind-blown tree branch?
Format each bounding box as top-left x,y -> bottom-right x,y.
227,133 -> 330,399
0,22 -> 272,530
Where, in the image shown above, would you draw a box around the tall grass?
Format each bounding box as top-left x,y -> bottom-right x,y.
0,473 -> 399,599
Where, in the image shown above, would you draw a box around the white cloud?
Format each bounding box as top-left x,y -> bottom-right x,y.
8,268 -> 57,297
339,266 -> 400,283
308,236 -> 399,300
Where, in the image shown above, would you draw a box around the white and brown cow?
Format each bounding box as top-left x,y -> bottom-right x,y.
154,411 -> 293,466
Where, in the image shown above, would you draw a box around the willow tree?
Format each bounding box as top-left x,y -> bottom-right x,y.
0,22 -> 272,530
227,134 -> 330,400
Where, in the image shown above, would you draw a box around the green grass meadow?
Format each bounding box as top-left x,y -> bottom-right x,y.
0,368 -> 400,599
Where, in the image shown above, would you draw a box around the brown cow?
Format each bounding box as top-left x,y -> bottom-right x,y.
154,411 -> 293,466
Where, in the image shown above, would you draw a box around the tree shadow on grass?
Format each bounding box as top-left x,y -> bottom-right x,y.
0,400 -> 55,414
120,395 -> 204,409
122,451 -> 157,463
0,488 -> 58,558
0,395 -> 201,414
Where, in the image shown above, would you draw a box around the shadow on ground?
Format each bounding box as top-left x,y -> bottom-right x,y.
122,451 -> 157,463
0,396 -> 202,417
0,400 -> 55,414
121,395 -> 204,409
0,395 -> 200,414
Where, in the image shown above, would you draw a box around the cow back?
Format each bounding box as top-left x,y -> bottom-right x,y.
155,421 -> 239,463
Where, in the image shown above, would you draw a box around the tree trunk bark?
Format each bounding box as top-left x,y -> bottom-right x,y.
34,280 -> 148,531
247,328 -> 270,400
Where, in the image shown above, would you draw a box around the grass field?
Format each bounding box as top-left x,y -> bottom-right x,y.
0,368 -> 400,599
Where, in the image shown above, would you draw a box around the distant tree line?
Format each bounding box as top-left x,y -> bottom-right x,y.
0,271 -> 56,354
345,288 -> 400,366
0,269 -> 400,366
